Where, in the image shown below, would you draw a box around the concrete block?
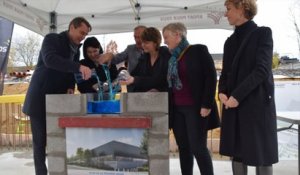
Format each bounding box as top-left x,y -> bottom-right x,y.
121,92 -> 168,113
47,115 -> 64,135
46,94 -> 86,115
149,159 -> 169,175
47,156 -> 66,173
47,136 -> 66,153
148,135 -> 169,156
150,114 -> 169,134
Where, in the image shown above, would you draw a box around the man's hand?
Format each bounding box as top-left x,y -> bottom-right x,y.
106,40 -> 118,54
98,53 -> 114,65
79,65 -> 92,80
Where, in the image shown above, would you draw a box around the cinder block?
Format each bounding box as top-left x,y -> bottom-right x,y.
150,114 -> 169,134
148,136 -> 169,156
149,159 -> 169,175
46,115 -> 64,135
47,156 -> 66,173
121,92 -> 168,113
46,94 -> 86,115
47,136 -> 66,153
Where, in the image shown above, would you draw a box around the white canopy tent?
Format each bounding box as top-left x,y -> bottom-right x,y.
0,0 -> 231,36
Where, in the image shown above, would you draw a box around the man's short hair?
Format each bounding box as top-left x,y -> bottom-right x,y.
68,17 -> 92,31
134,25 -> 147,31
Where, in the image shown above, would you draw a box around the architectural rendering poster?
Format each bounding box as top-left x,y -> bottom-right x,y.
66,128 -> 149,175
274,81 -> 300,160
274,81 -> 300,111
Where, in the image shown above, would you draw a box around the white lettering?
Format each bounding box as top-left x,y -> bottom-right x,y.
0,46 -> 8,53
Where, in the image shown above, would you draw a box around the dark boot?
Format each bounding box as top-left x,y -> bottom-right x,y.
232,161 -> 248,175
256,165 -> 273,175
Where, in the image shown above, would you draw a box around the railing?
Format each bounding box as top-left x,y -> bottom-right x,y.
0,94 -> 32,150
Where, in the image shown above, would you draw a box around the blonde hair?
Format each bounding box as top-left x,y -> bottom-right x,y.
225,0 -> 257,19
162,22 -> 187,38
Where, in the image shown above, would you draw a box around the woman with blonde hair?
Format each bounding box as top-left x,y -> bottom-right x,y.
218,0 -> 278,175
163,22 -> 220,175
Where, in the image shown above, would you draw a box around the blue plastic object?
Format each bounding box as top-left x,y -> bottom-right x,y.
87,100 -> 120,114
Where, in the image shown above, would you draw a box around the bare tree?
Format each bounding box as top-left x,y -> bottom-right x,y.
290,1 -> 300,57
11,32 -> 42,69
6,47 -> 16,72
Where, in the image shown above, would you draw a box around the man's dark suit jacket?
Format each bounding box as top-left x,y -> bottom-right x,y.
23,31 -> 81,117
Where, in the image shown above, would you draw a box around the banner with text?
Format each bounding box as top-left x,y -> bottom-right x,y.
0,16 -> 14,95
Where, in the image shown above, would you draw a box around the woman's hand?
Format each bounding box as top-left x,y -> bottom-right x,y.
119,76 -> 134,85
219,93 -> 239,109
66,88 -> 74,94
200,108 -> 211,118
147,89 -> 159,92
225,96 -> 239,108
219,93 -> 228,104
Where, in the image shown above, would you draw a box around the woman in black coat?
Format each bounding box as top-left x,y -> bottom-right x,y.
218,0 -> 278,174
78,37 -> 118,93
163,22 -> 220,175
119,27 -> 171,92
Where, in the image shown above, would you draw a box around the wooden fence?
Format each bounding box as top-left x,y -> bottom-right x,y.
0,94 -> 32,150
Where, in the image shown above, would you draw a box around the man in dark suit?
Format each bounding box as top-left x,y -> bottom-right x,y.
22,17 -> 92,175
108,25 -> 146,74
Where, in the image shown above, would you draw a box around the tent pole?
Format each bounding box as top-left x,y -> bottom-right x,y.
50,11 -> 57,33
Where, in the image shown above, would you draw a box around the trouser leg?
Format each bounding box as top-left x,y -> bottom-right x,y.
186,113 -> 213,175
178,147 -> 194,175
232,160 -> 248,175
173,106 -> 214,175
30,114 -> 47,175
256,165 -> 273,175
173,108 -> 193,175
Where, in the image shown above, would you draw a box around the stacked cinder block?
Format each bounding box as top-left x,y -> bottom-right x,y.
46,92 -> 169,175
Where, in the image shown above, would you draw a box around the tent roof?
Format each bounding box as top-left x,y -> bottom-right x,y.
0,0 -> 231,36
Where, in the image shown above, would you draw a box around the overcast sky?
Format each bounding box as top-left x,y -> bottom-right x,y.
12,0 -> 299,58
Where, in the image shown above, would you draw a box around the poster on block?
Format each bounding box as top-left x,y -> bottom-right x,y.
66,128 -> 149,175
275,80 -> 300,160
274,80 -> 300,111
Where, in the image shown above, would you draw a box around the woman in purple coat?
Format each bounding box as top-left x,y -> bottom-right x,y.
218,0 -> 278,175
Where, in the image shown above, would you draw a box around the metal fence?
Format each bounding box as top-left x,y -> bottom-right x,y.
0,95 -> 32,150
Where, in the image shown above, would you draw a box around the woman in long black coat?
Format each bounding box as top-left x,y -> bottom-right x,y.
218,0 -> 278,174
